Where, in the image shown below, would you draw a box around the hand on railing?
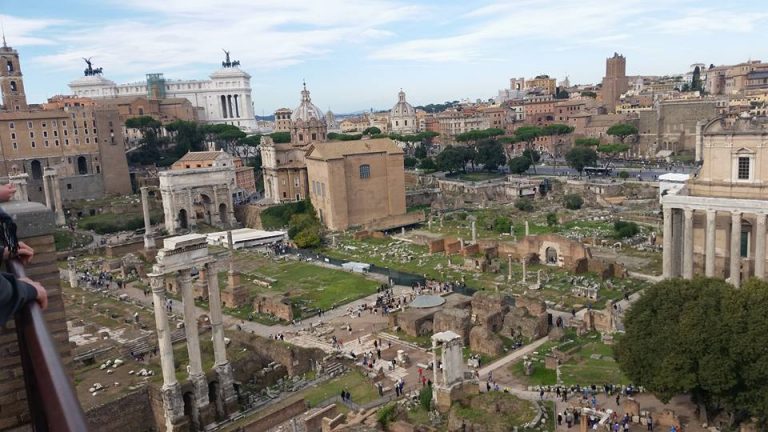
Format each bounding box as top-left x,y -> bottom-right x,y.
18,276 -> 48,310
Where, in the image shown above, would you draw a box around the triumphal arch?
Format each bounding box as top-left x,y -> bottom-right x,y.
158,166 -> 237,234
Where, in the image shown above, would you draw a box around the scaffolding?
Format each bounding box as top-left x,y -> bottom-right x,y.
146,73 -> 166,99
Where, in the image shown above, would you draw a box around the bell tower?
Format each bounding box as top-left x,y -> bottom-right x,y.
0,37 -> 28,111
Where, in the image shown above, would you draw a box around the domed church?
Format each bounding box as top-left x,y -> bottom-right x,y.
389,89 -> 417,134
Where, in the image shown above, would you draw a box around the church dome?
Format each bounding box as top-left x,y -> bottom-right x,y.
391,90 -> 415,117
291,83 -> 325,123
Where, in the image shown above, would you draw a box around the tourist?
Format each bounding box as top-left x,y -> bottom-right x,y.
539,388 -> 545,400
557,412 -> 563,426
647,415 -> 653,431
616,393 -> 620,406
566,411 -> 573,428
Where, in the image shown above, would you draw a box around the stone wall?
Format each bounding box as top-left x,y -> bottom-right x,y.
304,404 -> 338,432
105,239 -> 145,258
471,292 -> 511,332
0,202 -> 72,431
240,397 -> 307,431
253,293 -> 294,321
232,333 -> 325,376
433,308 -> 471,343
469,326 -> 503,357
85,387 -> 154,432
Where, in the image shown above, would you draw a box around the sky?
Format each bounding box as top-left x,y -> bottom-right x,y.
2,0 -> 767,114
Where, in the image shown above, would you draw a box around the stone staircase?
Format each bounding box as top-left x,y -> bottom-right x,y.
121,328 -> 187,356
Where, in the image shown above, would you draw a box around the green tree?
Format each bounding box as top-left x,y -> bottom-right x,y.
606,123 -> 638,144
165,120 -> 205,156
270,131 -> 292,143
414,144 -> 428,159
542,124 -> 574,137
514,197 -> 534,212
362,126 -> 381,136
475,139 -> 506,171
616,278 -> 768,426
522,149 -> 541,163
618,170 -> 629,179
574,137 -> 600,147
581,91 -> 597,98
613,221 -> 639,238
513,126 -> 543,173
563,194 -> 583,210
597,143 -> 631,169
457,146 -> 477,171
125,116 -> 163,147
508,156 -> 531,175
404,157 -> 419,169
601,123 -> 637,169
419,157 -> 437,171
691,66 -> 702,92
565,146 -> 598,175
436,147 -> 465,173
546,212 -> 558,227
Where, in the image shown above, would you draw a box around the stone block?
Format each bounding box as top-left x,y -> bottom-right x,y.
469,326 -> 503,357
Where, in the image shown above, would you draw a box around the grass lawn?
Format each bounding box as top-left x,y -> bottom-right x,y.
54,229 -> 93,251
510,332 -> 629,387
451,171 -> 506,182
302,370 -> 379,408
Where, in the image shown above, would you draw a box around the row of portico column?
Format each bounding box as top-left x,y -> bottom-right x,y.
149,261 -> 236,430
663,206 -> 767,286
220,94 -> 242,119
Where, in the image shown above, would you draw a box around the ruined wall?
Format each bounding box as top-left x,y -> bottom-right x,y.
232,333 -> 325,376
105,239 -> 145,258
253,293 -> 294,321
86,387 -> 154,432
241,397 -> 308,432
433,308 -> 471,343
304,404 -> 338,432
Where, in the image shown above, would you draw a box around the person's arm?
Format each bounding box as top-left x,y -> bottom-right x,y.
0,273 -> 42,326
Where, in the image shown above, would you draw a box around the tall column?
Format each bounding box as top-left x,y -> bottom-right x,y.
206,263 -> 227,367
730,212 -> 742,287
52,172 -> 65,226
42,171 -> 53,210
682,208 -> 694,279
663,207 -> 673,278
471,220 -> 477,243
141,187 -> 155,249
227,95 -> 234,119
9,173 -> 29,201
507,254 -> 512,281
179,269 -> 209,419
755,213 -> 766,280
206,262 -> 237,411
226,184 -> 235,225
234,95 -> 240,118
212,185 -> 221,225
705,210 -> 716,277
150,273 -> 186,430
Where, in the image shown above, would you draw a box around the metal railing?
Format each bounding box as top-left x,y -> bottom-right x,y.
9,258 -> 89,432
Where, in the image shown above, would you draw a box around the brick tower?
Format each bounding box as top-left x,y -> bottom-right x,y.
0,37 -> 28,111
601,52 -> 628,113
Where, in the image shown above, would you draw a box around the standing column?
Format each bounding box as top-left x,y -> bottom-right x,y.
51,171 -> 65,226
212,185 -> 221,225
226,185 -> 236,225
755,213 -> 766,280
179,268 -> 210,418
730,212 -> 742,287
227,95 -> 234,119
663,207 -> 673,278
149,273 -> 185,430
682,208 -> 694,279
471,220 -> 477,243
206,262 -> 227,367
187,189 -> 197,228
705,210 -> 716,277
507,255 -> 512,281
141,187 -> 155,249
42,171 -> 53,210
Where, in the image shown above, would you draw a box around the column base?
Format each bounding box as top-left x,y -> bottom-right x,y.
215,362 -> 239,415
161,382 -> 188,431
189,373 -> 214,429
144,235 -> 156,250
55,211 -> 66,226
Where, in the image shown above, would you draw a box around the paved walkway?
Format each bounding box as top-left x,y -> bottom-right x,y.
478,336 -> 550,379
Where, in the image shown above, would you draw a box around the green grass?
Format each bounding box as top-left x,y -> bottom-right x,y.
77,209 -> 162,234
451,171 -> 506,182
302,370 -> 379,407
54,229 -> 92,251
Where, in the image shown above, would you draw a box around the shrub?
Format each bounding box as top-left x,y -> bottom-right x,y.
546,212 -> 558,227
404,157 -> 419,168
613,221 -> 640,239
515,197 -> 534,212
563,194 -> 584,210
377,403 -> 397,427
419,386 -> 432,411
618,170 -> 629,179
493,216 -> 512,233
456,212 -> 468,221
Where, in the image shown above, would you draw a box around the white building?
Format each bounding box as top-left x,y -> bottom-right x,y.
68,52 -> 257,131
389,90 -> 418,134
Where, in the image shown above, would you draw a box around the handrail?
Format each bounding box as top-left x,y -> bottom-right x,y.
10,259 -> 89,432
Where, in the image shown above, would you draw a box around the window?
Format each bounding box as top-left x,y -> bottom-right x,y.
31,141 -> 35,148
9,122 -> 14,129
27,121 -> 32,128
9,81 -> 17,91
359,164 -> 371,179
42,122 -> 46,128
738,157 -> 750,180
67,184 -> 72,190
43,131 -> 48,138
29,131 -> 34,138
10,132 -> 15,140
53,130 -> 58,137
12,142 -> 17,149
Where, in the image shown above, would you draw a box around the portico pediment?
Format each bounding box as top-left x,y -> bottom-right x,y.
732,147 -> 755,155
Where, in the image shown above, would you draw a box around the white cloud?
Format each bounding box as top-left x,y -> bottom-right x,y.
654,9 -> 768,34
24,0 -> 423,79
0,14 -> 63,46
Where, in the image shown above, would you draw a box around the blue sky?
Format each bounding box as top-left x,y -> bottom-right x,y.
2,0 -> 767,114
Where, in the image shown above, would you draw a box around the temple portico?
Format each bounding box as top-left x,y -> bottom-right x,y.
662,194 -> 768,286
150,234 -> 237,431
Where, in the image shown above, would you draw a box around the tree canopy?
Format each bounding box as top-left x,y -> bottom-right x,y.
362,126 -> 381,136
565,146 -> 598,174
455,128 -> 504,144
574,137 -> 601,147
542,124 -> 574,136
270,131 -> 292,143
508,156 -> 531,175
436,146 -> 465,173
475,139 -> 506,171
616,278 -> 768,426
606,123 -> 638,143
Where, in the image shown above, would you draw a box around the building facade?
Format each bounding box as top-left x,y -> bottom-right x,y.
0,42 -> 131,204
305,138 -> 406,231
662,115 -> 768,286
69,52 -> 257,131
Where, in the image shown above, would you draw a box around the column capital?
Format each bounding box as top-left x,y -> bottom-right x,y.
149,273 -> 165,292
683,208 -> 694,217
706,209 -> 717,217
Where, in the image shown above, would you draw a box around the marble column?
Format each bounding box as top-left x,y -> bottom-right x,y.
705,210 -> 716,278
663,207 -> 673,278
51,172 -> 65,226
226,184 -> 235,225
206,262 -> 237,411
755,213 -> 766,280
150,273 -> 186,430
522,259 -> 527,283
179,269 -> 209,413
187,189 -> 197,228
212,185 -> 221,225
206,263 -> 227,367
471,221 -> 477,243
682,208 -> 694,279
150,274 -> 177,387
730,212 -> 742,287
141,187 -> 155,249
42,170 -> 53,211
67,256 -> 78,288
9,173 -> 29,201
507,255 -> 512,281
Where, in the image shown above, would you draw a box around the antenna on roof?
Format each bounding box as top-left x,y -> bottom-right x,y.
1,18 -> 7,48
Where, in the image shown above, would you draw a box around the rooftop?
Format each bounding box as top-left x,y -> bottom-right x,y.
305,138 -> 403,160
175,151 -> 228,162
